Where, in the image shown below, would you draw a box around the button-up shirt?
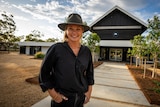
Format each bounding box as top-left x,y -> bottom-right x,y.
39,42 -> 94,94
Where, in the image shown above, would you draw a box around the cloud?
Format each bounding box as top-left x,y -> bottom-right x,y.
14,15 -> 29,21
8,0 -> 151,25
38,25 -> 63,39
30,0 -> 36,2
12,1 -> 73,24
108,0 -> 147,10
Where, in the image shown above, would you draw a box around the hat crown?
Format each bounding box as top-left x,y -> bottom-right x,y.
58,13 -> 90,32
66,13 -> 83,24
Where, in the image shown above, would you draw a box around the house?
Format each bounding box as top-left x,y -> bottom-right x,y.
18,41 -> 55,55
90,6 -> 147,62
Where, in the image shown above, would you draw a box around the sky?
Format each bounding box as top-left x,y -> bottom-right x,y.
0,0 -> 160,40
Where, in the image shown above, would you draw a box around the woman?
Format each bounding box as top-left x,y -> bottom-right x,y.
39,13 -> 94,107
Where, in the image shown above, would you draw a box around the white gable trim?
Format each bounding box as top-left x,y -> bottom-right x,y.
90,5 -> 147,27
100,40 -> 132,47
93,25 -> 142,30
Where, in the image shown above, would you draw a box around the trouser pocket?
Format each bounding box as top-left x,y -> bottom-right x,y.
51,93 -> 85,107
74,93 -> 85,107
51,100 -> 65,107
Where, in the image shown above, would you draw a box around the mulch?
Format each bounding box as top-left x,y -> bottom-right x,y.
127,64 -> 160,105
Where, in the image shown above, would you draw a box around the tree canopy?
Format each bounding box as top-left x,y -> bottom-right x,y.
0,11 -> 22,51
83,32 -> 100,53
129,15 -> 160,78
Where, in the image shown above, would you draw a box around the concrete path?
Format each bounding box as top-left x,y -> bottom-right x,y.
32,62 -> 152,107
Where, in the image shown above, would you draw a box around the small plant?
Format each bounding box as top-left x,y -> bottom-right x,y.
153,80 -> 160,87
151,88 -> 160,94
149,80 -> 160,94
34,51 -> 45,59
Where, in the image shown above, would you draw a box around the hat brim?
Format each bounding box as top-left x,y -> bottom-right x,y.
58,22 -> 90,32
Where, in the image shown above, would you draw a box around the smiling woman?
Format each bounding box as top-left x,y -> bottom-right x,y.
39,13 -> 94,107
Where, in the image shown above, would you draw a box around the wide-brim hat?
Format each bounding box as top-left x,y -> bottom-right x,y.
58,13 -> 90,32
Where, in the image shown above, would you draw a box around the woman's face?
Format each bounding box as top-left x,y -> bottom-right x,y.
66,24 -> 83,42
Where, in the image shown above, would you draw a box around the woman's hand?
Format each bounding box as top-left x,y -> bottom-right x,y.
84,85 -> 92,104
48,89 -> 68,103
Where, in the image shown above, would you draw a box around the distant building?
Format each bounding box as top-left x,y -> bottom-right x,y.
18,41 -> 54,55
90,6 -> 147,62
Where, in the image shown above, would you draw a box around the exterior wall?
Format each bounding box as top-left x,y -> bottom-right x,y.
94,29 -> 143,40
26,46 -> 30,55
100,40 -> 132,47
41,46 -> 49,54
18,42 -> 54,55
24,46 -> 49,55
94,9 -> 141,26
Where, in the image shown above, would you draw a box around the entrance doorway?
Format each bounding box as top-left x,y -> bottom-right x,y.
109,48 -> 122,61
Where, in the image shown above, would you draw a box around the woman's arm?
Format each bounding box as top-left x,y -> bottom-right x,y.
84,85 -> 92,104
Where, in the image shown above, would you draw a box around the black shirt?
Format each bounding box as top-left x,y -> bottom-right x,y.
39,42 -> 94,94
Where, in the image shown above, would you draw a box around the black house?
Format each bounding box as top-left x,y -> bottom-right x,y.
90,6 -> 147,62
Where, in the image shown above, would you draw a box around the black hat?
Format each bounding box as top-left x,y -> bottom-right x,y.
58,13 -> 90,32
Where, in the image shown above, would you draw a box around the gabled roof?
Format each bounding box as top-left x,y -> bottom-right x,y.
90,5 -> 147,27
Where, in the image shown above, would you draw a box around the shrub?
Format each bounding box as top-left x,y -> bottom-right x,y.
34,51 -> 45,59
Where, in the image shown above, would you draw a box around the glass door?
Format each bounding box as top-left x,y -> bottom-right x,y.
109,48 -> 122,61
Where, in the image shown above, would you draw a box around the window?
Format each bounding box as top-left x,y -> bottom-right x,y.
113,32 -> 118,38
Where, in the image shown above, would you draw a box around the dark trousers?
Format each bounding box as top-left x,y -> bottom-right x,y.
51,93 -> 85,107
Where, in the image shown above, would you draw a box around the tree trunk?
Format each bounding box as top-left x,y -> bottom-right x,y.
136,57 -> 139,67
92,52 -> 95,62
143,58 -> 146,78
152,58 -> 157,78
130,56 -> 132,65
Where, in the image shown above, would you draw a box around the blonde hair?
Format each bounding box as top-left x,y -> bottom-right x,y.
63,31 -> 68,42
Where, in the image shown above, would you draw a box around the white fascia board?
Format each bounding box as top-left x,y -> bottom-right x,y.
93,26 -> 142,30
100,40 -> 132,47
18,42 -> 55,47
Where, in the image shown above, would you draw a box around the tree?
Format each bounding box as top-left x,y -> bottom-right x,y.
146,15 -> 160,78
45,38 -> 59,42
0,11 -> 17,51
129,35 -> 147,67
24,30 -> 45,42
83,32 -> 100,62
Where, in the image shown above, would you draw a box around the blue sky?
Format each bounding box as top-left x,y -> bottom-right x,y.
0,0 -> 160,40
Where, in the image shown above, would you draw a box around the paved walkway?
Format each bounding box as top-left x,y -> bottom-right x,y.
32,62 -> 154,107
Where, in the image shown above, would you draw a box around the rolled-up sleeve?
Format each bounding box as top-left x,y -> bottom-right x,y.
86,49 -> 94,85
39,45 -> 57,92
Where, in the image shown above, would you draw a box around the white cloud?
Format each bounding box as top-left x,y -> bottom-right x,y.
30,0 -> 36,2
14,15 -> 29,21
38,25 -> 63,39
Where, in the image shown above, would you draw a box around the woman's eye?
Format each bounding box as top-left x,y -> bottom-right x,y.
68,28 -> 73,30
76,28 -> 81,31
67,27 -> 82,32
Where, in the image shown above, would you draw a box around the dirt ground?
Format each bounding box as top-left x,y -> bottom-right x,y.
0,52 -> 160,107
0,52 -> 48,107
